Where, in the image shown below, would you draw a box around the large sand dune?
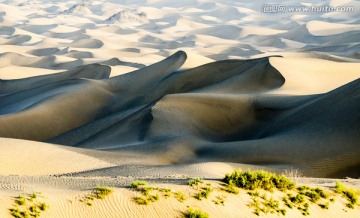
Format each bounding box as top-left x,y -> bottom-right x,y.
0,51 -> 358,178
0,0 -> 360,217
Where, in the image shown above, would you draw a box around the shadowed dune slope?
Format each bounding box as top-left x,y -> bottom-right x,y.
0,51 -> 359,178
0,63 -> 110,95
197,78 -> 360,177
48,53 -> 285,147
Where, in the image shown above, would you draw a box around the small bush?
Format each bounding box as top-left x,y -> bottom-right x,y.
288,194 -> 304,204
10,192 -> 49,218
93,186 -> 113,199
335,181 -> 359,208
213,195 -> 226,206
318,202 -> 329,209
248,191 -> 260,197
194,186 -> 213,200
160,188 -> 172,199
10,208 -> 21,218
131,181 -> 148,188
188,178 -> 204,186
185,208 -> 209,218
134,196 -> 149,205
297,186 -> 328,203
39,202 -> 49,211
174,191 -> 187,203
224,170 -> 295,191
16,195 -> 26,206
134,194 -> 159,205
282,196 -> 293,209
224,182 -> 239,194
29,193 -> 37,201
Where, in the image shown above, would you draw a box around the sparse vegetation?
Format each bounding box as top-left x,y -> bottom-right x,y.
297,186 -> 328,203
184,207 -> 209,218
93,186 -> 113,199
80,186 -> 113,206
16,195 -> 27,206
188,178 -> 204,186
213,195 -> 226,206
174,191 -> 187,203
224,170 -> 295,191
124,171 -> 359,217
248,191 -> 287,216
38,202 -> 49,211
9,192 -> 49,218
131,180 -> 148,188
134,193 -> 159,205
318,202 -> 329,210
223,181 -> 239,194
194,186 -> 213,200
335,181 -> 359,208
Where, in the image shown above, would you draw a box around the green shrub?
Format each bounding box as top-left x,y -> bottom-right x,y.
10,208 -> 21,218
93,186 -> 113,199
248,191 -> 260,197
188,178 -> 204,186
282,196 -> 293,209
224,170 -> 295,191
288,194 -> 304,204
194,186 -> 213,200
131,180 -> 148,188
38,202 -> 49,211
174,191 -> 187,203
213,195 -> 226,206
297,186 -> 328,203
335,181 -> 359,208
16,195 -> 26,206
318,202 -> 329,209
184,208 -> 209,218
134,196 -> 149,205
224,182 -> 239,194
29,193 -> 37,201
134,194 -> 159,205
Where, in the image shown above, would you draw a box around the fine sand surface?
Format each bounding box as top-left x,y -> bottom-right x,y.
0,0 -> 360,217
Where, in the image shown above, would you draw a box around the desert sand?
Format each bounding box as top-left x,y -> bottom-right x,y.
0,0 -> 359,217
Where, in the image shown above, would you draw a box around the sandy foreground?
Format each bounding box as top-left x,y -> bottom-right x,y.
0,0 -> 360,217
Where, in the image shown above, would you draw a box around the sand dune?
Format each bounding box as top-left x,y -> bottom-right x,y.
0,51 -> 358,178
0,0 -> 360,217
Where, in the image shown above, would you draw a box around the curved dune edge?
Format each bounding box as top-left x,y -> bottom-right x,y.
0,51 -> 359,178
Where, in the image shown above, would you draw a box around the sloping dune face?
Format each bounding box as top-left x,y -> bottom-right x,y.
0,51 -> 359,178
0,0 -> 359,179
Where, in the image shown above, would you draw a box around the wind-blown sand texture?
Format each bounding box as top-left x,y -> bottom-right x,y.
0,0 -> 360,217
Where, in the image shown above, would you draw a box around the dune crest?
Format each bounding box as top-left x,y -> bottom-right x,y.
0,50 -> 358,178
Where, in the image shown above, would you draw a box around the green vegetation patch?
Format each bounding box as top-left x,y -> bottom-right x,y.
80,186 -> 114,206
335,181 -> 359,209
224,170 -> 295,191
184,207 -> 209,218
9,192 -> 48,218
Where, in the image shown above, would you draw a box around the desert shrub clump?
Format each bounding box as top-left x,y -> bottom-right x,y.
93,186 -> 113,199
224,170 -> 295,191
80,186 -> 113,206
335,181 -> 359,208
188,178 -> 204,186
131,180 -> 148,188
297,186 -> 328,203
184,207 -> 209,218
9,192 -> 49,218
